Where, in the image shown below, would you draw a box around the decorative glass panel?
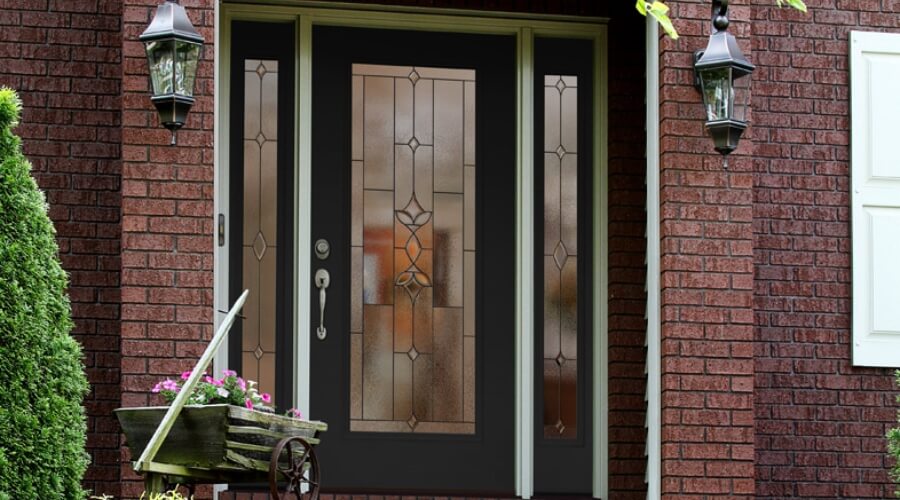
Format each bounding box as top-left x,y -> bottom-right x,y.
543,75 -> 578,439
350,64 -> 476,435
241,59 -> 279,404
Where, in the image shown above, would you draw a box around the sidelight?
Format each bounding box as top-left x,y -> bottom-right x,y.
542,75 -> 579,440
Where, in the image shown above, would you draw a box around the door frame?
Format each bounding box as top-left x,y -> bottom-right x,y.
213,3 -> 608,498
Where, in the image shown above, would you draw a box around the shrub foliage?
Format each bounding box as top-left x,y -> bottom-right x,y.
889,370 -> 900,497
0,88 -> 89,499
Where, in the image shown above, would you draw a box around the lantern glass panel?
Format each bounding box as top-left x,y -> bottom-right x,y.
732,72 -> 750,124
175,40 -> 202,97
700,67 -> 732,121
146,39 -> 175,95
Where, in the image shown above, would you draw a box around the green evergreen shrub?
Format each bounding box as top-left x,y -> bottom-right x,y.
0,88 -> 89,499
889,370 -> 900,497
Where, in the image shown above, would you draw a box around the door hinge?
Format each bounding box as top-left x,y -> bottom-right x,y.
218,213 -> 226,247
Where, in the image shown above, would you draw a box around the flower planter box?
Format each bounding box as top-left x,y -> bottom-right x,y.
116,404 -> 327,481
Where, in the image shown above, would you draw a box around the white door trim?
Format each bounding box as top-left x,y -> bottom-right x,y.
214,3 -> 608,497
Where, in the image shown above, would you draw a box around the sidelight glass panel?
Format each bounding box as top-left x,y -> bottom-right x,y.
241,59 -> 279,404
349,64 -> 476,434
543,75 -> 578,440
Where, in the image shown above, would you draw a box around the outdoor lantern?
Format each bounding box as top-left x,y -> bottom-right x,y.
693,0 -> 755,158
140,0 -> 204,144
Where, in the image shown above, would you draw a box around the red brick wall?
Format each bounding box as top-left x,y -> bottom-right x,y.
750,2 -> 900,498
119,0 -> 217,497
606,5 -> 650,499
658,0 -> 757,497
0,0 -> 123,496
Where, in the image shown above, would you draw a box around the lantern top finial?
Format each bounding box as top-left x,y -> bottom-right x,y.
694,0 -> 754,76
139,0 -> 204,44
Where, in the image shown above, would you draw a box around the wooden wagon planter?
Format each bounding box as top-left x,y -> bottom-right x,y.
116,291 -> 327,499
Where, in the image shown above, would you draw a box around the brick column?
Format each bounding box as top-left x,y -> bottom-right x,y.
120,1 -> 216,498
0,1 -> 124,496
657,1 -> 755,497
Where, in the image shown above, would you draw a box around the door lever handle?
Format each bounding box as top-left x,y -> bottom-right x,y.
315,269 -> 330,340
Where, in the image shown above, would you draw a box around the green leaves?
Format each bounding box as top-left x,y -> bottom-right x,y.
636,0 -> 809,39
776,0 -> 808,12
0,88 -> 89,499
636,0 -> 679,39
889,370 -> 900,496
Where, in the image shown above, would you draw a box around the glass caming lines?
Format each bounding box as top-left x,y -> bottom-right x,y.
350,64 -> 476,434
241,60 -> 279,403
543,75 -> 578,439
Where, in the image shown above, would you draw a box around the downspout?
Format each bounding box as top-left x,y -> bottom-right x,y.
644,14 -> 662,500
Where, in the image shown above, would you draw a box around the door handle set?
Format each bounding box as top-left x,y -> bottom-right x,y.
315,268 -> 330,340
313,238 -> 331,341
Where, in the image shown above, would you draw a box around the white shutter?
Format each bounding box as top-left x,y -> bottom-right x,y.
851,31 -> 900,367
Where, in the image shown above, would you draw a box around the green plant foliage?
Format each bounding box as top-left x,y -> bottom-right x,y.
888,370 -> 900,497
0,87 -> 89,498
89,488 -> 194,500
636,0 -> 808,39
89,487 -> 194,500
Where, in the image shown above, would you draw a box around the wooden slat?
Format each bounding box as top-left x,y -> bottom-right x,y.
227,426 -> 321,445
226,405 -> 328,431
225,450 -> 270,473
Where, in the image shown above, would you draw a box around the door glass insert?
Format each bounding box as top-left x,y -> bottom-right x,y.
543,74 -> 578,439
241,59 -> 279,402
350,64 -> 476,434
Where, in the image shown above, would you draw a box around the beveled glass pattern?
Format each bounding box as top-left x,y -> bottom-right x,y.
543,75 -> 578,439
241,59 -> 279,404
350,64 -> 476,434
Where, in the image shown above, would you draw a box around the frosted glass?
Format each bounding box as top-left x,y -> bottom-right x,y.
351,64 -> 476,434
542,75 -> 578,439
241,60 -> 279,404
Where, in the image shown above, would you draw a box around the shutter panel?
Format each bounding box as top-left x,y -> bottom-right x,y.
851,31 -> 900,367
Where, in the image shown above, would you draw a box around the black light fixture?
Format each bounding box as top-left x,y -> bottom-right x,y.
693,0 -> 754,160
140,0 -> 204,145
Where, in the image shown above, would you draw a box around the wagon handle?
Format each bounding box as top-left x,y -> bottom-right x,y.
133,289 -> 250,473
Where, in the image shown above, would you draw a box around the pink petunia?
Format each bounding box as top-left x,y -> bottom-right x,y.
151,382 -> 162,394
180,370 -> 192,380
245,398 -> 254,410
236,378 -> 247,391
222,369 -> 237,377
260,393 -> 272,404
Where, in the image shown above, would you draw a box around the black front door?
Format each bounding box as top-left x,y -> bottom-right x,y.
309,27 -> 517,494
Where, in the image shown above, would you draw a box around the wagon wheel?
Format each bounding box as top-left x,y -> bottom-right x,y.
269,436 -> 320,500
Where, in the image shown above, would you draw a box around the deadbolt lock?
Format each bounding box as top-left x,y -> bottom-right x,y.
315,239 -> 330,260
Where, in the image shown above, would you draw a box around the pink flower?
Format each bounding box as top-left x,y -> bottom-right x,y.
222,370 -> 237,377
260,393 -> 272,404
205,376 -> 224,387
180,370 -> 192,380
245,398 -> 254,410
287,408 -> 303,419
236,378 -> 247,391
151,382 -> 162,394
161,379 -> 179,392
